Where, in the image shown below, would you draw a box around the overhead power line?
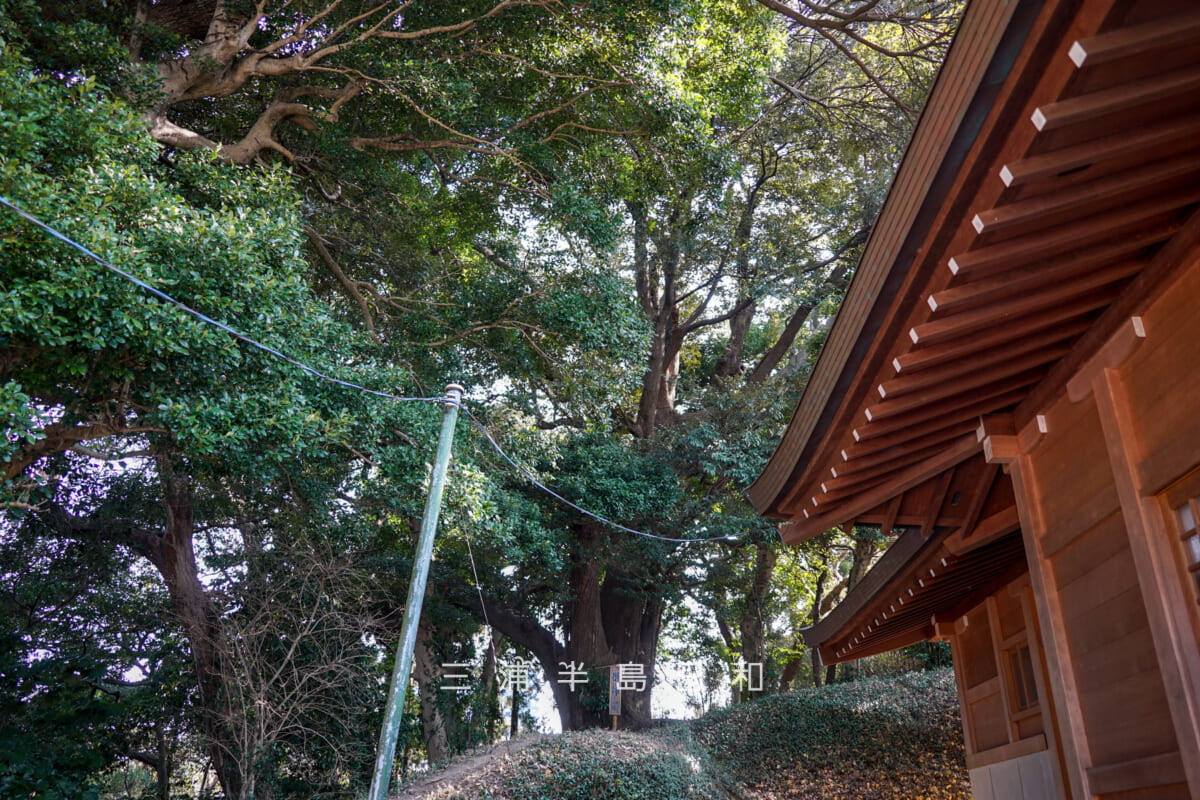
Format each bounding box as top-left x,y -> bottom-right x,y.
0,197 -> 445,404
456,404 -> 762,543
0,196 -> 768,545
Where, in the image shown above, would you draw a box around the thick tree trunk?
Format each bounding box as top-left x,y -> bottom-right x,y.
716,298 -> 757,377
43,479 -> 243,798
739,544 -> 777,670
809,561 -> 828,688
839,532 -> 879,683
413,619 -> 452,763
566,525 -> 611,666
462,597 -> 598,732
600,570 -> 663,727
150,467 -> 243,800
463,559 -> 666,731
779,657 -> 801,692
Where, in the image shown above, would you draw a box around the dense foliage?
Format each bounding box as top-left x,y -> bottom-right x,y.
695,670 -> 970,799
1,0 -> 960,797
403,669 -> 968,800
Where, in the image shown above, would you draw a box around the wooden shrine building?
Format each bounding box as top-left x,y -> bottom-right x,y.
748,0 -> 1200,797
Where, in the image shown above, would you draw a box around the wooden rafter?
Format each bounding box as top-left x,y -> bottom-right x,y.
922,468 -> 957,537
866,353 -> 1066,422
817,532 -> 1026,663
1000,112 -> 1200,187
854,384 -> 1029,444
749,0 -> 1171,520
945,506 -> 1021,555
974,150 -> 1200,235
820,450 -> 963,503
825,443 -> 955,493
909,271 -> 1131,347
1067,10 -> 1200,68
953,462 -> 1000,540
1031,66 -> 1200,132
1017,204 -> 1200,428
946,187 -> 1200,279
893,316 -> 1092,375
785,434 -> 978,538
881,330 -> 1074,399
842,419 -> 981,465
881,494 -> 903,538
928,223 -> 1170,314
835,421 -> 976,476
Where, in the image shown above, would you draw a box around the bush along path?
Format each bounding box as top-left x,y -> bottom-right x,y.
396,668 -> 970,800
694,669 -> 970,799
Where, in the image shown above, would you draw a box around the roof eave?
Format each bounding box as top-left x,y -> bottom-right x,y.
749,0 -> 1043,517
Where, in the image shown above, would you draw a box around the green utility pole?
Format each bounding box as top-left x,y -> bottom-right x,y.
368,384 -> 464,800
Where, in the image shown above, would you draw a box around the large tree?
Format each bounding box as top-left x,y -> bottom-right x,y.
424,0 -> 957,730
1,0 -> 960,792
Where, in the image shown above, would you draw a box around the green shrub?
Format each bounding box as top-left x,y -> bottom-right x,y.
694,668 -> 970,800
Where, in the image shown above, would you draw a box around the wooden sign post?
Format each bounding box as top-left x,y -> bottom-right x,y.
608,665 -> 621,730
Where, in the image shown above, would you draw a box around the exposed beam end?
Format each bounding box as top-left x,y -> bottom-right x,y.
1068,40 -> 1087,68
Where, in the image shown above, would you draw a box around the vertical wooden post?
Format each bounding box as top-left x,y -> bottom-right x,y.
985,597 -> 1017,745
1008,452 -> 1089,800
1019,585 -> 1070,800
947,632 -> 976,757
609,665 -> 621,731
1092,368 -> 1200,797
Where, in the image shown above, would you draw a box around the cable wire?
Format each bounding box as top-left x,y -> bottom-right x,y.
455,402 -> 761,544
0,196 -> 445,406
463,530 -> 500,674
1,196 -> 768,545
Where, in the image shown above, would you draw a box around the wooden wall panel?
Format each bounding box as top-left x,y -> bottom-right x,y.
1029,396 -> 1121,537
995,589 -> 1026,641
1064,586 -> 1153,659
1075,633 -> 1168,694
1121,249 -> 1200,493
1080,677 -> 1177,765
1093,245 -> 1200,790
1022,394 -> 1185,787
962,606 -> 1000,688
973,692 -> 1012,752
1051,512 -> 1129,586
1056,549 -> 1141,628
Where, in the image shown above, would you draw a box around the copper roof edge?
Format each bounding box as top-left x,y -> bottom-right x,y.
748,0 -> 1041,518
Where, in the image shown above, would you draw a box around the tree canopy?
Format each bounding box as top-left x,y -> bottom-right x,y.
0,0 -> 959,797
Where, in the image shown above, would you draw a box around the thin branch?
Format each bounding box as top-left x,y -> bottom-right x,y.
304,226 -> 377,335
